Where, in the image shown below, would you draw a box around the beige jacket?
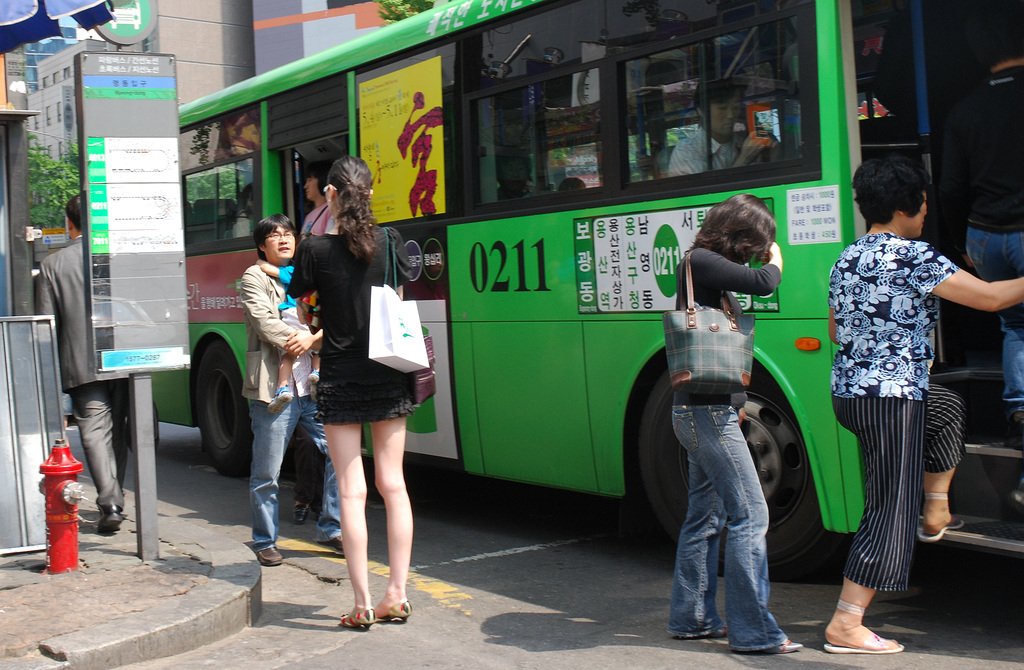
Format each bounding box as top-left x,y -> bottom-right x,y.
241,264 -> 301,403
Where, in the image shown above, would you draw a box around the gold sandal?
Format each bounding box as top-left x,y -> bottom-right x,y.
340,607 -> 376,629
377,599 -> 412,622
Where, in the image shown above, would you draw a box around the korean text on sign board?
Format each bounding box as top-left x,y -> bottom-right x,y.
787,185 -> 840,245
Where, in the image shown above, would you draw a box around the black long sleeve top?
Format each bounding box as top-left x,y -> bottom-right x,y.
671,247 -> 782,408
939,66 -> 1024,253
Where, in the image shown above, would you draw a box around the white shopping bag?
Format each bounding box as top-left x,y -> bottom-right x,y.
368,284 -> 429,372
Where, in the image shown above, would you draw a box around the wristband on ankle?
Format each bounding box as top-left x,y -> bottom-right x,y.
924,492 -> 948,500
836,599 -> 866,616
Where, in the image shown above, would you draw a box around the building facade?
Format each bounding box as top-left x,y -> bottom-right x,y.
26,0 -> 256,159
252,0 -> 384,75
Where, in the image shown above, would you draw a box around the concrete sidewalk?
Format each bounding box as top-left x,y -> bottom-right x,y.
0,491 -> 261,670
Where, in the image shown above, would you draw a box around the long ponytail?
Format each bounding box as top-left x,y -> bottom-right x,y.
326,156 -> 377,263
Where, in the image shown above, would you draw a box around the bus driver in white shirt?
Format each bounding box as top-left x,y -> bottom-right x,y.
667,78 -> 772,177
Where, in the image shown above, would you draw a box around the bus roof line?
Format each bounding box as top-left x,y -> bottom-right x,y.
179,0 -> 545,126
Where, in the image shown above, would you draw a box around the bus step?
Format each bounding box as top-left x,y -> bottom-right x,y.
965,435 -> 1022,459
930,367 -> 1003,384
939,515 -> 1024,556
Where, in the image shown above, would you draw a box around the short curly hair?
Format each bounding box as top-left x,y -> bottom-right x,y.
852,155 -> 929,225
690,193 -> 776,263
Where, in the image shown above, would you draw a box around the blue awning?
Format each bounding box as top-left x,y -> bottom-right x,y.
0,0 -> 113,54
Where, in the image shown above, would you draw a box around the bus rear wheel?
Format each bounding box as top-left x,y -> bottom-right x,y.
637,367 -> 845,581
195,340 -> 253,477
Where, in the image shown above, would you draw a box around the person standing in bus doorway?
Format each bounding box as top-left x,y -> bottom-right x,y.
301,161 -> 333,238
826,156 -> 1024,654
240,216 -> 343,567
939,0 -> 1024,515
36,194 -> 130,535
290,160 -> 336,526
666,195 -> 799,654
287,156 -> 415,629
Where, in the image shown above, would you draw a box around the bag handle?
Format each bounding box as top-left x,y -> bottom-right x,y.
382,226 -> 399,289
682,252 -> 742,332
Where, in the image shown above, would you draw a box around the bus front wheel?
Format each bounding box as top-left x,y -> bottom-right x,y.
637,367 -> 845,581
195,341 -> 253,477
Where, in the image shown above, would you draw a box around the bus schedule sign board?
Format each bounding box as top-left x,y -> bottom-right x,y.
77,52 -> 189,375
574,205 -> 780,314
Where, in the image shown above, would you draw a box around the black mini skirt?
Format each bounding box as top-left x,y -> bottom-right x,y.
316,355 -> 414,425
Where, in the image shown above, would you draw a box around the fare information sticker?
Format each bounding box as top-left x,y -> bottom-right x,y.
787,185 -> 840,245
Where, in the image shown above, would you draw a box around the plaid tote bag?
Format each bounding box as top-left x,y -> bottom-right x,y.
663,253 -> 755,394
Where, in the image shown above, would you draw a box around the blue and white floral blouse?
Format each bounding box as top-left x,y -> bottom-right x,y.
829,233 -> 959,400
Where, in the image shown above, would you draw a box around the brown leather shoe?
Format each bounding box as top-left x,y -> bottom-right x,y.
316,536 -> 345,556
255,546 -> 283,566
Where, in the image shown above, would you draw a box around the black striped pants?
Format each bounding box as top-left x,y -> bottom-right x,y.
833,395 -> 925,591
925,383 -> 966,474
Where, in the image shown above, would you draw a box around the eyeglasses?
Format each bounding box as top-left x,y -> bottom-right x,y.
265,231 -> 295,241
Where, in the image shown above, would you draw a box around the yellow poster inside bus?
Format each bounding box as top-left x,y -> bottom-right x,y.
359,56 -> 445,224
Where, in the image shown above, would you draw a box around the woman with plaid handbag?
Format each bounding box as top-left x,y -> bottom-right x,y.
665,194 -> 796,654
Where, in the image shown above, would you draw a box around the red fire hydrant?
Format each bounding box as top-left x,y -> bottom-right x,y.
40,439 -> 86,574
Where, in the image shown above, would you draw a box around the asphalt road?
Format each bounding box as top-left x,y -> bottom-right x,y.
129,423 -> 1024,669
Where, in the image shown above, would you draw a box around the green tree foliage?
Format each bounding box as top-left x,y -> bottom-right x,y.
377,0 -> 434,24
27,138 -> 80,228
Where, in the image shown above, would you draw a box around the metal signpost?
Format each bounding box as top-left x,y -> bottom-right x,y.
76,51 -> 189,560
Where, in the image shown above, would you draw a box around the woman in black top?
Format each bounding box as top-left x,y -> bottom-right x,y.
665,194 -> 797,653
288,156 -> 415,629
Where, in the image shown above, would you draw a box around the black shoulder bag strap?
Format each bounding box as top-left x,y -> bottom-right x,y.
382,226 -> 399,290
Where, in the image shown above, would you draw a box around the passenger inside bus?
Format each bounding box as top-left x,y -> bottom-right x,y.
666,77 -> 777,177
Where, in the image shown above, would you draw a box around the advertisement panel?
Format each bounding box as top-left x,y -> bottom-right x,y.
359,56 -> 446,224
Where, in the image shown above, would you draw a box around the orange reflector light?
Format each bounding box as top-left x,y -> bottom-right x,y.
795,337 -> 821,351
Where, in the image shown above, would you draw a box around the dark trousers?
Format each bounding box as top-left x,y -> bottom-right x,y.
833,395 -> 925,591
292,425 -> 325,511
925,383 -> 966,474
69,379 -> 130,509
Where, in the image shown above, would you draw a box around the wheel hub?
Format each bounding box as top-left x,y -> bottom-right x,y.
743,395 -> 808,525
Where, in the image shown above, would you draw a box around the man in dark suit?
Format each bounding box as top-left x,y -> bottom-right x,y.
36,194 -> 129,533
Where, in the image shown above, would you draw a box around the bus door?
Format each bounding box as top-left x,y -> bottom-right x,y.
849,0 -> 1024,554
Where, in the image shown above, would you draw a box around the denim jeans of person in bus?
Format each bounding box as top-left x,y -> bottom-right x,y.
966,228 -> 1024,475
668,404 -> 787,651
249,394 -> 340,551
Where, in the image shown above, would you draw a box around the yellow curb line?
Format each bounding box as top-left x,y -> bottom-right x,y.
278,538 -> 473,616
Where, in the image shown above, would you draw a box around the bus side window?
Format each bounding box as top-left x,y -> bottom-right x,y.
626,17 -> 802,183
473,68 -> 602,205
183,158 -> 254,245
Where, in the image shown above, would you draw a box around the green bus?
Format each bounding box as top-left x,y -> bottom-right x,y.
159,0 -> 1024,578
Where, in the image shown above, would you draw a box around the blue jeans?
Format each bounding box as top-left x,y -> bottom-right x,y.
966,228 -> 1024,424
250,394 -> 340,551
668,405 -> 786,652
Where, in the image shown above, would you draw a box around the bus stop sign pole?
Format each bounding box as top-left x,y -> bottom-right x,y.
76,52 -> 191,561
130,373 -> 158,560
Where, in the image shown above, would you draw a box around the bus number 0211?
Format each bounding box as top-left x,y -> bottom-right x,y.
469,239 -> 550,293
